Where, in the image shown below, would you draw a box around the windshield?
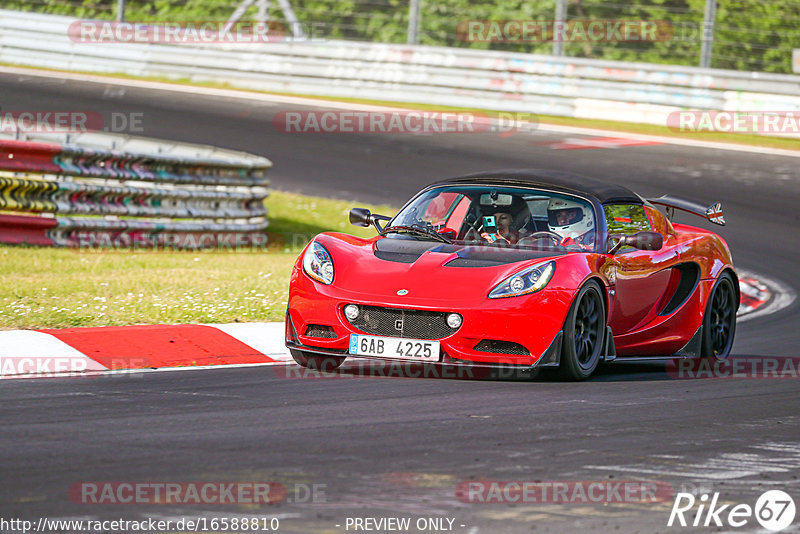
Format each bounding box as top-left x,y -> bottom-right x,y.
388,185 -> 598,252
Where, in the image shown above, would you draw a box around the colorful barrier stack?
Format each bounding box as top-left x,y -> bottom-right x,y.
0,131 -> 272,249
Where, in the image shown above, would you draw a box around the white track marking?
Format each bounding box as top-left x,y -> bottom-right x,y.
0,330 -> 108,378
209,322 -> 293,361
585,442 -> 800,481
737,269 -> 796,322
0,361 -> 293,381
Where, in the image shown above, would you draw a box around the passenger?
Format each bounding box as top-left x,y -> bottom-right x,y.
481,211 -> 519,245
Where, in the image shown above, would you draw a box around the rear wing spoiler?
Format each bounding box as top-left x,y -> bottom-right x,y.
647,195 -> 725,226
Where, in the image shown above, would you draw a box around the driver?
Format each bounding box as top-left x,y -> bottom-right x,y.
547,198 -> 594,247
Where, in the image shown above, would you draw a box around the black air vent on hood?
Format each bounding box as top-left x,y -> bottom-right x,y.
446,248 -> 563,267
373,238 -> 456,264
373,237 -> 564,266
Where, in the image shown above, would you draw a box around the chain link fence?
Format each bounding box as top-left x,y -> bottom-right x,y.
4,0 -> 799,74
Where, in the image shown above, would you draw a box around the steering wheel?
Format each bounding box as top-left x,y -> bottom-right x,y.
517,231 -> 563,249
522,231 -> 562,244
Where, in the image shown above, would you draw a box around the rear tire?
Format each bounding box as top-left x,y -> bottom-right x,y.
700,272 -> 737,359
558,280 -> 606,381
290,349 -> 345,371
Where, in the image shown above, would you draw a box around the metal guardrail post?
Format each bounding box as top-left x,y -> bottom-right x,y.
407,0 -> 420,45
275,0 -> 305,39
553,0 -> 567,57
256,0 -> 271,23
700,0 -> 716,69
227,0 -> 258,29
116,0 -> 125,23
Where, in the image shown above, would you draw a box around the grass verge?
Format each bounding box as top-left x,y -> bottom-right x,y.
0,191 -> 396,329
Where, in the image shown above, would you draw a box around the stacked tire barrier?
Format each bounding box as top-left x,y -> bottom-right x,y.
1,10 -> 800,130
0,132 -> 272,249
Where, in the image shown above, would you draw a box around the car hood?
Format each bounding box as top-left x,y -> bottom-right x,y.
314,233 -> 566,305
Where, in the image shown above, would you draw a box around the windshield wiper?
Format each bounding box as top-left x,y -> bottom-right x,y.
382,224 -> 452,244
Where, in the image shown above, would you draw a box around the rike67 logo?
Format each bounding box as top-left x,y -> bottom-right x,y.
668,490 -> 796,531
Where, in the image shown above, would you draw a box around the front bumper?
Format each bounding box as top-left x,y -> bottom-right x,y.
286,282 -> 573,368
286,314 -> 564,371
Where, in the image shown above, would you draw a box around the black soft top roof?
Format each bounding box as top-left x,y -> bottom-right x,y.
436,169 -> 642,205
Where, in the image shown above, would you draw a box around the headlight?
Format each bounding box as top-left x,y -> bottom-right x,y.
488,261 -> 555,299
302,241 -> 334,284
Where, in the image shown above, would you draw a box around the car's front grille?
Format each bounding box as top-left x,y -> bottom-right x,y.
474,339 -> 531,355
347,306 -> 458,340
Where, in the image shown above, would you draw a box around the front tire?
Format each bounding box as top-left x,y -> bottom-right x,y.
290,349 -> 345,371
559,280 -> 606,380
700,272 -> 737,359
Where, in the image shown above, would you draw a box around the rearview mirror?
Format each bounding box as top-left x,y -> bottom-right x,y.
480,193 -> 513,206
609,231 -> 663,254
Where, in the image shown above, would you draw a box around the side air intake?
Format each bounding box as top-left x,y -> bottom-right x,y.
660,263 -> 701,316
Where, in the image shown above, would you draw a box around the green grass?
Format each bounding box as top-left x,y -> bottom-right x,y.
0,191 -> 395,329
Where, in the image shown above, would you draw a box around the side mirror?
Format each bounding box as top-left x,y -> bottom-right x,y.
349,207 -> 392,232
349,208 -> 372,227
609,231 -> 663,254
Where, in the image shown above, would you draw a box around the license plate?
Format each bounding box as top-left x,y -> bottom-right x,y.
349,334 -> 440,361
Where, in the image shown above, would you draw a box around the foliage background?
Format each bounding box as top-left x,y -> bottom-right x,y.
4,0 -> 798,73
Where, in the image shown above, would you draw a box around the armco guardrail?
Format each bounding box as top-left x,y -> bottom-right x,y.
1,10 -> 800,130
0,130 -> 272,249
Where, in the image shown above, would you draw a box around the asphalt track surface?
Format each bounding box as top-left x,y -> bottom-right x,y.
1,72 -> 800,533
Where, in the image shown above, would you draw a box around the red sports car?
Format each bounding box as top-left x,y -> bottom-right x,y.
285,170 -> 738,380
